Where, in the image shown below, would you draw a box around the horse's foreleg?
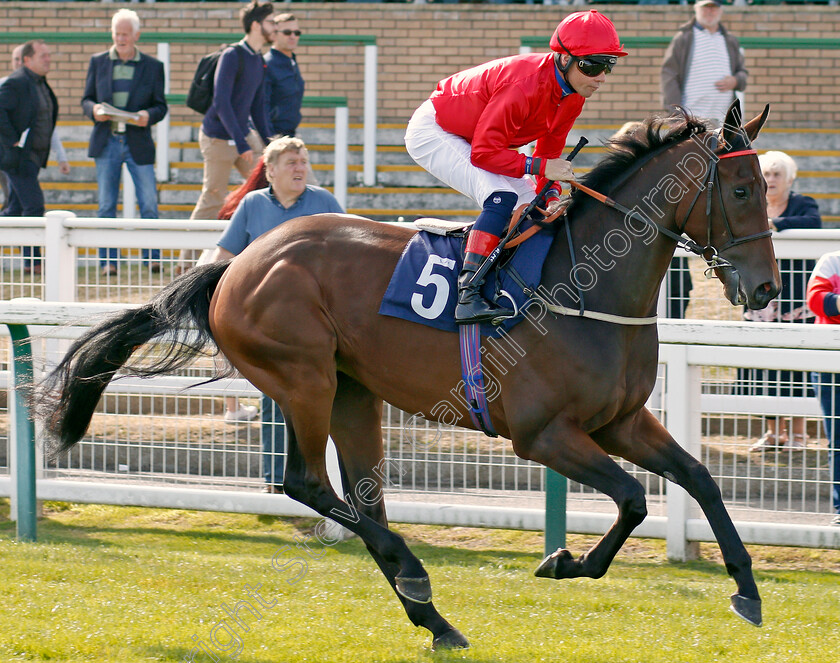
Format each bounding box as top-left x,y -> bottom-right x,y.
516,417 -> 648,581
601,408 -> 761,626
330,374 -> 468,650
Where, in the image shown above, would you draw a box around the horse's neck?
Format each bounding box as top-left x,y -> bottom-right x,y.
543,166 -> 682,319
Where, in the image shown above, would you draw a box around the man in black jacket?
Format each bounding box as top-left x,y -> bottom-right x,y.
0,40 -> 58,274
81,8 -> 167,275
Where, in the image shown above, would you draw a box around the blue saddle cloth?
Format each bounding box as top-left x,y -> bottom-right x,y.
378,226 -> 554,337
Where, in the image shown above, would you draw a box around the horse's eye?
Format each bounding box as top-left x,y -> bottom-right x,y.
734,187 -> 749,200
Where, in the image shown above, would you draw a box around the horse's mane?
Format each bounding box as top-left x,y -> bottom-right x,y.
566,110 -> 708,215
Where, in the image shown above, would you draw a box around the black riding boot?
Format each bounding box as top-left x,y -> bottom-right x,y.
454,265 -> 514,325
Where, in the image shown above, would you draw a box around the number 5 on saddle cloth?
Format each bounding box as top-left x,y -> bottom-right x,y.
378,208 -> 558,337
379,205 -> 562,437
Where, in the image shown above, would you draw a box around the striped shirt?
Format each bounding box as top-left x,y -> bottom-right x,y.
681,26 -> 733,124
108,46 -> 139,132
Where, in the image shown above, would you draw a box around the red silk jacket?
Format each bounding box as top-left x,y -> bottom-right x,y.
430,52 -> 585,193
807,251 -> 840,325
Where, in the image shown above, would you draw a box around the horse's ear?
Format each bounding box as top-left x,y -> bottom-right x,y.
743,104 -> 771,143
721,99 -> 744,146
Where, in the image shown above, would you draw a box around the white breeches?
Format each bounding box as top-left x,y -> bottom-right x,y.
404,99 -> 536,209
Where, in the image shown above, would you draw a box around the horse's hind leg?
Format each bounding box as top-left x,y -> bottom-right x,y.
600,408 -> 761,626
516,416 -> 649,581
329,374 -> 469,650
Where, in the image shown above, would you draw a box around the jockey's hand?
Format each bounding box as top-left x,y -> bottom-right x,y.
545,194 -> 572,217
545,199 -> 563,216
544,158 -> 576,182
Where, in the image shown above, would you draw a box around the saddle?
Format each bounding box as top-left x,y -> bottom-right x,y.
413,197 -> 570,245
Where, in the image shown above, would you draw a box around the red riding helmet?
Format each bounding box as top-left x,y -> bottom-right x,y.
550,10 -> 628,58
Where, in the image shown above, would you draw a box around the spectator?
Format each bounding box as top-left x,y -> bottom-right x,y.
405,10 -> 626,324
204,136 -> 344,493
0,40 -> 60,275
264,13 -> 304,139
208,160 -> 269,425
1,44 -> 70,216
661,0 -> 748,126
747,151 -> 822,452
179,0 -> 276,275
82,9 -> 168,277
805,252 -> 840,526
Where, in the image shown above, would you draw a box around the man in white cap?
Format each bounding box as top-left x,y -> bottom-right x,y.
661,0 -> 748,125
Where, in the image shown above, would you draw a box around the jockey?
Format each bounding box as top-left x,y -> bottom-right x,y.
405,10 -> 626,325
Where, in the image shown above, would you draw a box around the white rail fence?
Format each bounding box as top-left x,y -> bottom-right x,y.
0,221 -> 839,556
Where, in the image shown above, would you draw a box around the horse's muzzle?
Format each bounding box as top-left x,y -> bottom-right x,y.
717,267 -> 780,309
749,280 -> 780,310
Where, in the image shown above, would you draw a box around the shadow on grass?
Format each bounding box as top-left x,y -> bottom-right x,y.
146,643 -> 518,663
1,509 -> 539,569
4,499 -> 810,591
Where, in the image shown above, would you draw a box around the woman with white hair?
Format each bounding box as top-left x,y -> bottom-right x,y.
747,151 -> 822,452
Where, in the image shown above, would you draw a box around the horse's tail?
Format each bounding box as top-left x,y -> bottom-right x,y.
36,260 -> 232,455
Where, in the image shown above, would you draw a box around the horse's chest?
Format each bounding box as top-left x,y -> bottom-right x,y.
545,332 -> 656,422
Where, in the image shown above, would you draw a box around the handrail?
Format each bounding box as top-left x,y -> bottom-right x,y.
165,93 -> 348,109
0,31 -> 378,187
166,94 -> 350,209
0,32 -> 377,46
521,35 -> 840,50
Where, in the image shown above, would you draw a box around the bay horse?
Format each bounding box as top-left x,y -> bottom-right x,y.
38,102 -> 779,650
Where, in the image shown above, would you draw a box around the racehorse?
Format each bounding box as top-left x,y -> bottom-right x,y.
37,102 -> 779,650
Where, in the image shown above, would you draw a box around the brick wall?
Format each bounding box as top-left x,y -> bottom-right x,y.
0,3 -> 837,129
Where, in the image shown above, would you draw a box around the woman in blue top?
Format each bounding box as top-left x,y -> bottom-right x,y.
747,151 -> 822,452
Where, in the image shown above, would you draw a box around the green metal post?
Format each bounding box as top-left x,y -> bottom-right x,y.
544,469 -> 567,557
7,324 -> 36,542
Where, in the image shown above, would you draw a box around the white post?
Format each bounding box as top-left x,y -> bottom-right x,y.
43,210 -> 77,303
325,439 -> 343,494
122,164 -> 137,219
156,42 -> 171,183
663,344 -> 702,561
363,44 -> 377,186
334,105 -> 349,211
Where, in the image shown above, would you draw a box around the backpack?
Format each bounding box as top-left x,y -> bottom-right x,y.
186,44 -> 245,115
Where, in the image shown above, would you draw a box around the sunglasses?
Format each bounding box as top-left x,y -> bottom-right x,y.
280,29 -> 302,37
575,56 -> 616,78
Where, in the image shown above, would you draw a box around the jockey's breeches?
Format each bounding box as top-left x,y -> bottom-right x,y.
404,99 -> 537,209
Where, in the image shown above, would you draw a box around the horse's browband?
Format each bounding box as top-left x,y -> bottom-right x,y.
718,149 -> 757,159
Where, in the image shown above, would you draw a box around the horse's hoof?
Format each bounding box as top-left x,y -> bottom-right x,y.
395,575 -> 432,604
730,593 -> 762,627
432,628 -> 470,651
534,548 -> 575,579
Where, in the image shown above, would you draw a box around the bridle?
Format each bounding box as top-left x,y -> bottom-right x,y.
675,135 -> 771,270
505,124 -> 773,327
569,130 -> 771,276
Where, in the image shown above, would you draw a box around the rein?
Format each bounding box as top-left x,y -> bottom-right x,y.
504,131 -> 768,327
568,136 -> 767,276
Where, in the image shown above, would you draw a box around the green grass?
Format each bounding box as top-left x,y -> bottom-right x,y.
1,499 -> 838,663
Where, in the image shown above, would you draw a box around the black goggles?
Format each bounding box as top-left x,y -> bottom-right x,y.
575,55 -> 617,77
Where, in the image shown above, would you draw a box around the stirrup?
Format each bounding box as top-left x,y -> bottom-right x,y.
489,289 -> 519,326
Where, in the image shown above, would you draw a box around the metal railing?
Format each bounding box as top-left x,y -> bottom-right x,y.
0,219 -> 839,555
